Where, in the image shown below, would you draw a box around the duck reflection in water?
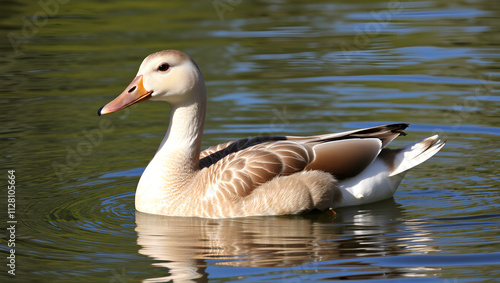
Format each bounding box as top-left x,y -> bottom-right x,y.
135,199 -> 440,282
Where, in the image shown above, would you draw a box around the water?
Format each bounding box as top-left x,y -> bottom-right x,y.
1,0 -> 499,281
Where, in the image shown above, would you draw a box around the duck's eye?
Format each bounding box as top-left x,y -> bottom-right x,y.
158,63 -> 170,71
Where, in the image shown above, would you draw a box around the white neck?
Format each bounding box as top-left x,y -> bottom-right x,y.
136,89 -> 206,212
151,95 -> 206,177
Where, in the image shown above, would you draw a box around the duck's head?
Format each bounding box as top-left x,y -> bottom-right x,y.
98,50 -> 205,116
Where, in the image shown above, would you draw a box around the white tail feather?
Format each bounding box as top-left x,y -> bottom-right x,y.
336,135 -> 445,208
389,135 -> 445,177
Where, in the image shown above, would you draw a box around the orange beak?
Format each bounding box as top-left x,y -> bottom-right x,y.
98,75 -> 153,116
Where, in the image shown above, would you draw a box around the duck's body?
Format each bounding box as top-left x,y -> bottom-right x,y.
98,50 -> 445,218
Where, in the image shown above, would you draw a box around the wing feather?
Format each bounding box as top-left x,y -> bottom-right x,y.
201,141 -> 311,199
198,123 -> 408,200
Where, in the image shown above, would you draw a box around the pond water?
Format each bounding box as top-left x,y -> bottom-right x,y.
1,0 -> 499,282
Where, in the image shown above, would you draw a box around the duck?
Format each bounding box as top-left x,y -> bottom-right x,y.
98,50 -> 445,218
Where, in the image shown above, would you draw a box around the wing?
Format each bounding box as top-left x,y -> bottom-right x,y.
199,136 -> 287,169
298,123 -> 408,179
201,140 -> 312,199
198,123 -> 408,199
199,123 -> 407,167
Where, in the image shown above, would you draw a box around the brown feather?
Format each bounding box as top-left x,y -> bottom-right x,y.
197,124 -> 408,200
304,139 -> 382,179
